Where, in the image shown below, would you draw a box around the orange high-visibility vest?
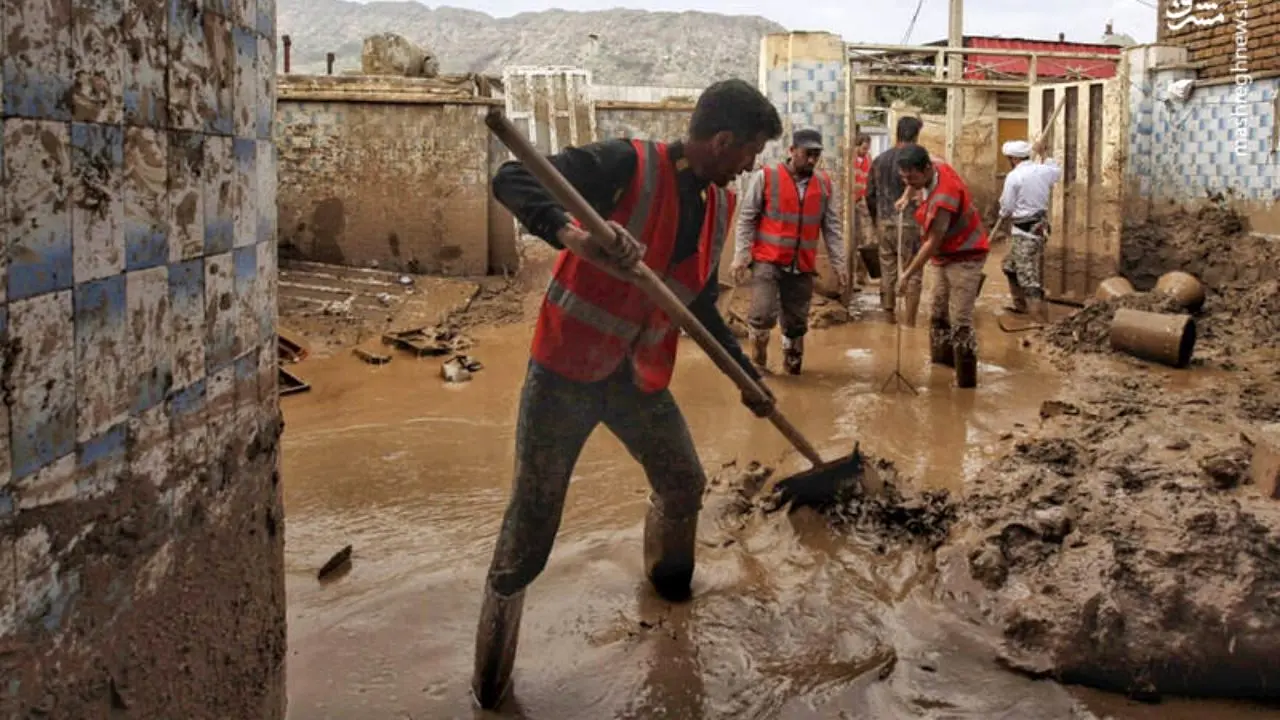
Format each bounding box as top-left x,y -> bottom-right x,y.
914,161 -> 989,264
751,163 -> 831,273
853,155 -> 870,200
531,140 -> 735,391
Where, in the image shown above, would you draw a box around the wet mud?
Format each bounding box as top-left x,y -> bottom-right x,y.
279,241 -> 1277,718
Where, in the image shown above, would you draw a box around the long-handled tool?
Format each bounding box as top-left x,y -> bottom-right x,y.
484,109 -> 865,507
879,211 -> 916,394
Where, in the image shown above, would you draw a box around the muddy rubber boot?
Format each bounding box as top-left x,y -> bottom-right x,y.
643,501 -> 697,602
1003,272 -> 1028,314
471,586 -> 526,709
782,335 -> 803,375
748,329 -> 769,369
1027,295 -> 1050,323
929,321 -> 954,367
953,328 -> 977,388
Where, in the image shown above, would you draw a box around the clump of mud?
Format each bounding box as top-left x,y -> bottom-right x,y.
944,371 -> 1280,699
1120,203 -> 1271,290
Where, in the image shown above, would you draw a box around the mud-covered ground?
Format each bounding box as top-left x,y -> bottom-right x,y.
941,206 -> 1280,701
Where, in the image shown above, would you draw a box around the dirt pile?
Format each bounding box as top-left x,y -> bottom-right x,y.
1042,293 -> 1183,355
941,367 -> 1280,699
1120,203 -> 1272,290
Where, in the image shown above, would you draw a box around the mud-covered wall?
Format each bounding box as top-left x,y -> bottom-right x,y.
0,0 -> 285,717
595,104 -> 692,142
1125,45 -> 1279,235
275,76 -> 506,275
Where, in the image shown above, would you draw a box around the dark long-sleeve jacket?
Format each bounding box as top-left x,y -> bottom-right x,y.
491,138 -> 762,382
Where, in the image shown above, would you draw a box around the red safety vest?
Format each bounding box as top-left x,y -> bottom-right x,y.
853,154 -> 870,200
914,161 -> 989,264
531,140 -> 735,392
751,163 -> 831,273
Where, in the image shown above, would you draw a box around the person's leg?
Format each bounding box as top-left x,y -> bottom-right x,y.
474,362 -> 603,708
1002,235 -> 1027,314
1014,230 -> 1047,321
878,222 -> 899,317
901,224 -> 924,328
745,262 -> 782,368
928,263 -> 954,367
603,383 -> 707,602
948,259 -> 986,388
778,271 -> 815,375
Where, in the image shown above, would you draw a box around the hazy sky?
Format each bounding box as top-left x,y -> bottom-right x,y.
352,0 -> 1159,45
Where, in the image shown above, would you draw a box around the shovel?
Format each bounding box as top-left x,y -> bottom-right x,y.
485,109 -> 864,508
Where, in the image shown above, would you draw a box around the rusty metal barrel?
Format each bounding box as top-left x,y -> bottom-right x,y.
1155,271 -> 1206,312
1110,308 -> 1196,368
1095,276 -> 1135,301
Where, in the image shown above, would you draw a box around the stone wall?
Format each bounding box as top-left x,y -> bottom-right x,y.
275,75 -> 508,275
1157,0 -> 1280,79
1,0 -> 285,717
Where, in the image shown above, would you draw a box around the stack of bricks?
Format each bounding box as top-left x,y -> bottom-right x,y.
1158,0 -> 1280,79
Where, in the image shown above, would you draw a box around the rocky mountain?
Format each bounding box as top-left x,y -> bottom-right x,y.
278,0 -> 785,87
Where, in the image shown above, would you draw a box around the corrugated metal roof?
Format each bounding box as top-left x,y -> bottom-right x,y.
924,35 -> 1120,80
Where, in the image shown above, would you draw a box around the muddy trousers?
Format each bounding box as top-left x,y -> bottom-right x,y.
928,257 -> 986,388
474,361 -> 706,706
746,262 -> 814,373
1001,228 -> 1046,301
877,220 -> 923,318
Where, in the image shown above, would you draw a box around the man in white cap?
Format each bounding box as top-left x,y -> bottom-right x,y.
998,138 -> 1060,321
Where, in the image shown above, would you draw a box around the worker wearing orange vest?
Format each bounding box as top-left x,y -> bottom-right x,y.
730,128 -> 846,375
893,144 -> 990,388
474,79 -> 783,709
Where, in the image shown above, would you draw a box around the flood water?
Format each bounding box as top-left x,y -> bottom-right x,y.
281,284 -> 1277,719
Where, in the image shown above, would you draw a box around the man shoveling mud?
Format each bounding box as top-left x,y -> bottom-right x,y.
997,138 -> 1060,322
730,128 -> 846,374
894,144 -> 990,388
474,79 -> 783,708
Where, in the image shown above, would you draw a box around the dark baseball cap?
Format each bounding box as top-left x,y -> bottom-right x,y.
792,128 -> 823,150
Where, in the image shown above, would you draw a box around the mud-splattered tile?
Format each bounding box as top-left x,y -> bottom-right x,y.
167,130 -> 204,261
256,0 -> 274,40
232,138 -> 257,247
256,340 -> 275,403
0,308 -> 9,497
14,454 -> 76,510
233,245 -> 256,357
127,266 -> 171,413
168,258 -> 205,389
204,250 -> 235,371
232,0 -> 255,32
124,127 -> 169,270
75,421 -> 126,501
203,134 -> 234,254
256,139 -> 276,244
255,240 -> 274,343
123,0 -> 169,127
70,0 -> 124,124
205,366 -> 234,466
231,26 -> 257,138
166,0 -> 210,132
128,403 -> 170,487
9,291 -> 75,480
1,121 -> 6,305
4,119 -> 72,300
167,378 -> 206,477
255,34 -> 273,139
70,122 -> 125,283
203,11 -> 234,135
233,352 -> 258,436
203,0 -> 230,18
2,0 -> 72,119
74,275 -> 129,443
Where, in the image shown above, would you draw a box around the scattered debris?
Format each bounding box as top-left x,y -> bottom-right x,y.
382,326 -> 472,356
353,345 -> 391,365
279,367 -> 311,396
278,330 -> 308,363
441,355 -> 483,382
318,545 -> 354,581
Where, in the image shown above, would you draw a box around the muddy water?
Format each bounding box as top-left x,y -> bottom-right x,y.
281,291 -> 1269,718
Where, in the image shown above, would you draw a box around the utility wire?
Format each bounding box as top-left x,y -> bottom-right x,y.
901,0 -> 926,44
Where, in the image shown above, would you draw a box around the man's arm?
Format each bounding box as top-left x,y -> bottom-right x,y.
998,172 -> 1021,219
491,139 -> 637,248
732,170 -> 765,262
690,269 -> 763,382
899,209 -> 952,280
821,177 -> 845,271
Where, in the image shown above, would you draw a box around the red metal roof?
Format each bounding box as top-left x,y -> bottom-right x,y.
927,35 -> 1122,80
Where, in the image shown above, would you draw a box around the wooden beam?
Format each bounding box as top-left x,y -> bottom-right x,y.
851,74 -> 1032,91
847,42 -> 1124,62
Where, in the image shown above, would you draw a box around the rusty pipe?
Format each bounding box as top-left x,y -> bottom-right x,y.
1154,271 -> 1205,312
1095,276 -> 1135,302
326,52 -> 335,75
1110,308 -> 1196,368
282,35 -> 291,73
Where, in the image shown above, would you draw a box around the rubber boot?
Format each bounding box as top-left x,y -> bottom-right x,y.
472,586 -> 526,709
782,335 -> 803,375
1027,294 -> 1049,323
929,321 -> 954,367
1004,272 -> 1028,314
748,329 -> 769,369
643,500 -> 697,602
953,327 -> 977,388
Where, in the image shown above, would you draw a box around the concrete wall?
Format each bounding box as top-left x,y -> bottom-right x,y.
1157,0 -> 1280,79
1,0 -> 285,717
276,76 -> 507,275
596,103 -> 693,142
1126,45 -> 1279,234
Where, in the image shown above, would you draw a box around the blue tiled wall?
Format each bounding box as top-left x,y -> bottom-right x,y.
1128,74 -> 1277,201
763,61 -> 847,177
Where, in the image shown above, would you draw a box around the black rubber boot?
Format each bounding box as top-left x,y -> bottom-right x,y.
748,329 -> 769,369
782,335 -> 803,375
953,326 -> 977,388
643,500 -> 697,602
472,586 -> 526,709
929,321 -> 954,367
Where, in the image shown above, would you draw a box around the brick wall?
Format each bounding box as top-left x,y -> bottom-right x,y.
1158,0 -> 1280,79
276,79 -> 500,275
1,0 -> 285,716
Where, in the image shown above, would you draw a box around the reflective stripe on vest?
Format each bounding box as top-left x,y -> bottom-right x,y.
753,165 -> 827,266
